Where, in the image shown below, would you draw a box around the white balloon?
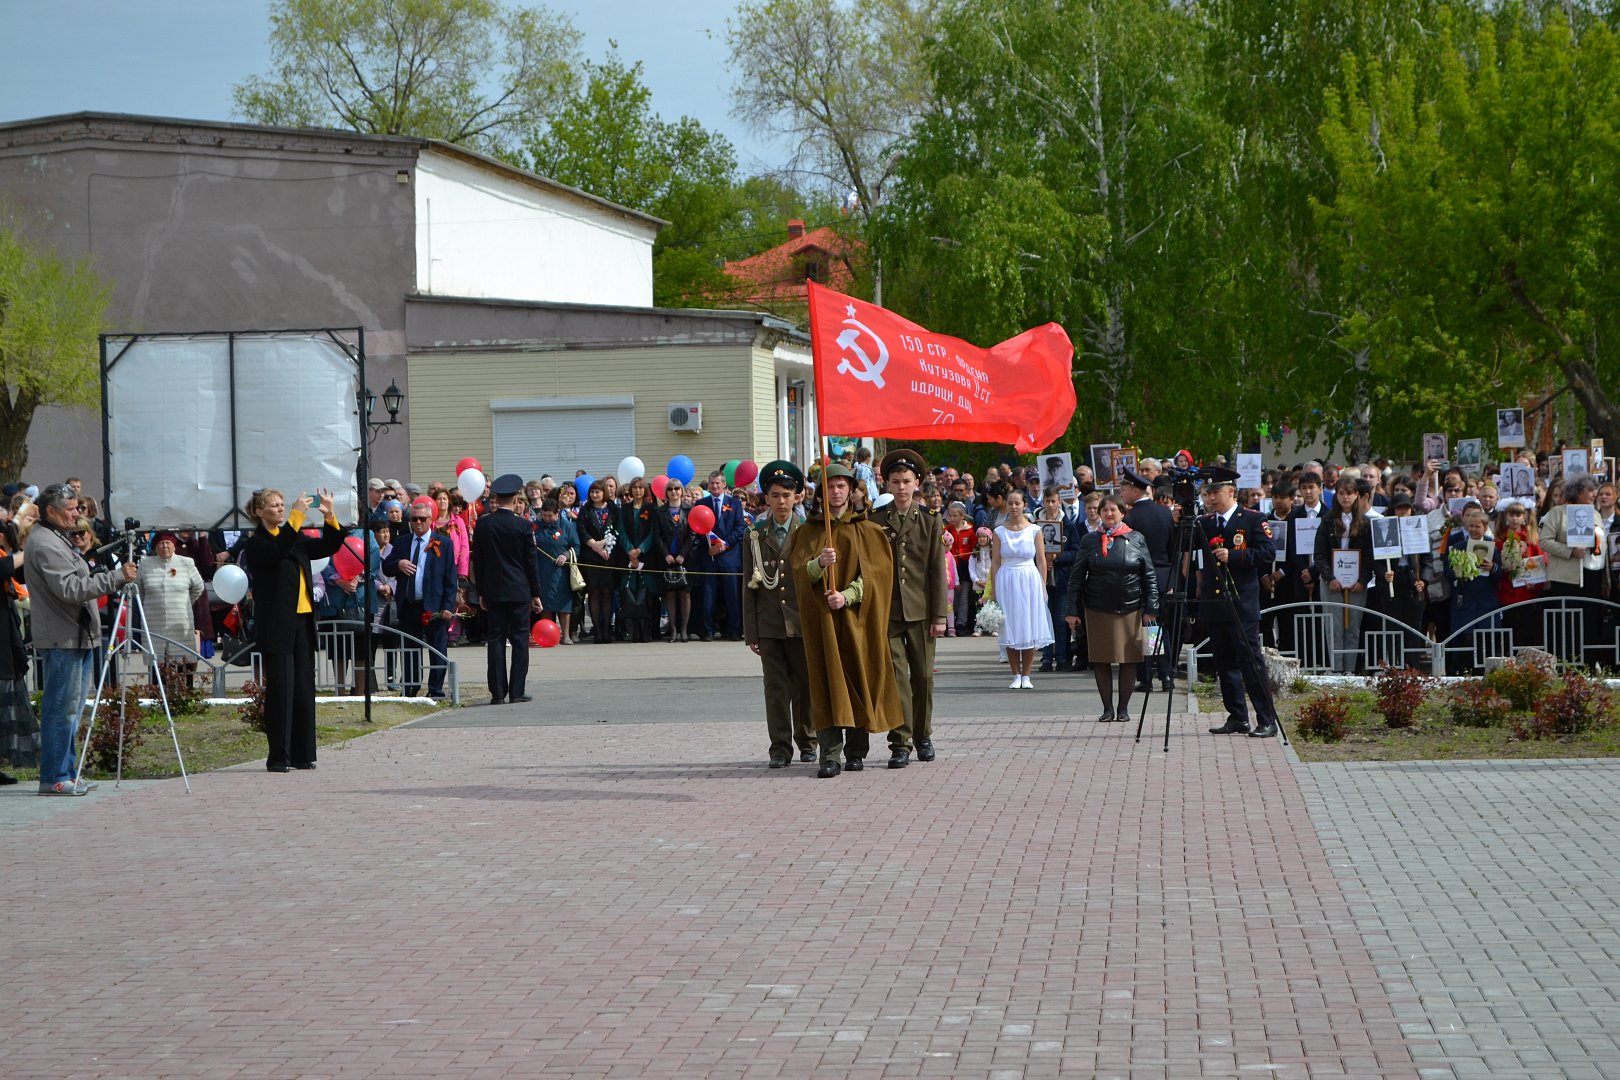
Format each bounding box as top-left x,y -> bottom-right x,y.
616,456 -> 646,486
872,493 -> 895,509
309,557 -> 330,576
457,467 -> 486,504
214,564 -> 249,604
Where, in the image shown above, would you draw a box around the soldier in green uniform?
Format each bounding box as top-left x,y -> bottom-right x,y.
869,448 -> 951,767
788,462 -> 903,778
743,460 -> 816,768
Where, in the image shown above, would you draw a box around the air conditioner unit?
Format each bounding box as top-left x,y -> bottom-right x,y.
668,402 -> 702,432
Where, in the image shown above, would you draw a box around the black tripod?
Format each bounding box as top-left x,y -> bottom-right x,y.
1134,499 -> 1287,751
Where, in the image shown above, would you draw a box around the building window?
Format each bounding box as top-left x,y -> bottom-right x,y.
803,260 -> 824,283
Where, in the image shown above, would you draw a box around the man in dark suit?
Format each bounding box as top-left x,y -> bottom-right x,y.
1283,473 -> 1327,658
1121,469 -> 1174,691
1196,475 -> 1279,738
470,473 -> 542,705
383,499 -> 459,698
691,469 -> 747,641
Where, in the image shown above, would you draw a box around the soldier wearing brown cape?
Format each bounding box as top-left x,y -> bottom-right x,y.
788,463 -> 903,778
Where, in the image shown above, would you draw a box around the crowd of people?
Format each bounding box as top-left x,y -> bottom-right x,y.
0,443 -> 1615,788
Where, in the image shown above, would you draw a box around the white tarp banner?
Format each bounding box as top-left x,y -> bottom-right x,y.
105,332 -> 361,529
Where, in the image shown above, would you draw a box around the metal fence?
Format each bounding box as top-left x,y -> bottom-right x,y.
32,619 -> 460,706
1180,596 -> 1620,677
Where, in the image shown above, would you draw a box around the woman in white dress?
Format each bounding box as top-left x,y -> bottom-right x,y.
990,489 -> 1053,688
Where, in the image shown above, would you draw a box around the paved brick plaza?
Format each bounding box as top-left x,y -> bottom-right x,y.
3,644 -> 1617,1078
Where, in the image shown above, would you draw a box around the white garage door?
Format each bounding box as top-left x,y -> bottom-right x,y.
491,395 -> 635,480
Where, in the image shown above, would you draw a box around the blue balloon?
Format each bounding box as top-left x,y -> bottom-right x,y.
574,474 -> 595,500
667,455 -> 696,485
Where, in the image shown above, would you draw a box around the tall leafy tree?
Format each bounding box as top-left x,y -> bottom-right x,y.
728,0 -> 938,301
1201,0 -> 1456,460
1317,5 -> 1620,450
877,0 -> 1245,454
234,0 -> 582,157
0,221 -> 110,482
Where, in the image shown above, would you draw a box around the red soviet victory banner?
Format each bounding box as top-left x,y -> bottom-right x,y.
807,282 -> 1076,452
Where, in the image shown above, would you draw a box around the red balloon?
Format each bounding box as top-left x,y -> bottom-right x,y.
455,456 -> 481,476
651,475 -> 669,501
530,618 -> 562,648
332,534 -> 367,579
688,504 -> 716,535
735,460 -> 759,487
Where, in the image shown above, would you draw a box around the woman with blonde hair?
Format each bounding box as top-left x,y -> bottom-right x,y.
240,488 -> 344,772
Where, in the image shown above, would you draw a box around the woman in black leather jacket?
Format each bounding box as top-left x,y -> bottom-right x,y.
1064,495 -> 1159,722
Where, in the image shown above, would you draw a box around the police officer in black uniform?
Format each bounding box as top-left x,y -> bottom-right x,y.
470,473 -> 541,705
1195,473 -> 1279,738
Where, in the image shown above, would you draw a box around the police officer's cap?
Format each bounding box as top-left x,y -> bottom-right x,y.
1119,468 -> 1152,491
490,473 -> 524,497
879,447 -> 929,479
1200,464 -> 1242,489
759,459 -> 803,493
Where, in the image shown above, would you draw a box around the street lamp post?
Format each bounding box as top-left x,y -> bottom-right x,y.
356,369 -> 404,724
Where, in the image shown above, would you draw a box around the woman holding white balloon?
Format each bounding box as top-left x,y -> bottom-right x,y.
239,487 -> 345,772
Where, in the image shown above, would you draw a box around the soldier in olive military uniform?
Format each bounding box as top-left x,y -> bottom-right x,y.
743,460 -> 816,768
869,448 -> 951,767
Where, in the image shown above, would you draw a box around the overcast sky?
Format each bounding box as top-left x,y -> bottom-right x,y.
0,0 -> 784,174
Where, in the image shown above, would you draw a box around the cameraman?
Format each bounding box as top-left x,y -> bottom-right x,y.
23,484 -> 136,795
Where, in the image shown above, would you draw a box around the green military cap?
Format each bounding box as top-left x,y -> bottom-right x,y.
879,447 -> 929,479
759,459 -> 804,493
819,462 -> 855,482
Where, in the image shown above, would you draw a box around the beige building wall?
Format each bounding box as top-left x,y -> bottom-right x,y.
408,344 -> 768,485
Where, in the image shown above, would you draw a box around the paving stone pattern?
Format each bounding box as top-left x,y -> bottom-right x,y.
1299,759 -> 1620,1080
0,713 -> 1419,1078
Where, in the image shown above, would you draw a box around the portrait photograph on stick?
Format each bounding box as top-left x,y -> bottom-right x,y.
1496,408 -> 1526,449
1089,443 -> 1121,486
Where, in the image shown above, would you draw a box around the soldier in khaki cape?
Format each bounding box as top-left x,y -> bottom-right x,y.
787,462 -> 903,778
743,460 -> 816,768
868,448 -> 950,767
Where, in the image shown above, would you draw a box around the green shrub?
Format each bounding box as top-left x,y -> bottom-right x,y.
1515,673 -> 1616,739
235,680 -> 269,733
1448,682 -> 1514,729
1484,656 -> 1555,712
85,687 -> 147,775
1297,692 -> 1352,742
1371,665 -> 1435,729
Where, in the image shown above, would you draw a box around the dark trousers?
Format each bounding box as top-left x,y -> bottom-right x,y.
887,620 -> 935,750
817,726 -> 870,763
485,600 -> 531,701
1043,585 -> 1070,667
698,565 -> 743,638
1210,617 -> 1276,728
397,600 -> 450,695
261,615 -> 318,768
757,636 -> 813,759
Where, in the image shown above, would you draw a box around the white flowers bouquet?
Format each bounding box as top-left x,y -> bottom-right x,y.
977,599 -> 1005,635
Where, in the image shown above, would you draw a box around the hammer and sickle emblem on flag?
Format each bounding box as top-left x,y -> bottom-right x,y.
834,303 -> 889,389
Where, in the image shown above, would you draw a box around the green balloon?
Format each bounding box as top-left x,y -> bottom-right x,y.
723,459 -> 741,486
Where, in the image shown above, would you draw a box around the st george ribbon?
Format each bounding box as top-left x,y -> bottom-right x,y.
807,282 -> 1076,452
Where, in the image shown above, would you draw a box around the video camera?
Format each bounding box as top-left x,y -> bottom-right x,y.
1163,462 -> 1241,513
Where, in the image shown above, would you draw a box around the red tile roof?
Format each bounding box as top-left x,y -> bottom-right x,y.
722,225 -> 859,306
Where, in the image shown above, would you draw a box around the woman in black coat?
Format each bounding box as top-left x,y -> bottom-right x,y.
1063,495 -> 1159,722
240,488 -> 344,772
651,478 -> 696,641
575,480 -> 623,644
